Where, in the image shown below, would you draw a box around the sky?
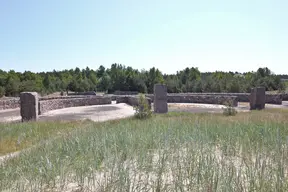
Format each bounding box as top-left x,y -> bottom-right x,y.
0,0 -> 287,75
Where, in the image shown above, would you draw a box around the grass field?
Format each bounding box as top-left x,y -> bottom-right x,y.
1,109 -> 288,191
0,120 -> 94,156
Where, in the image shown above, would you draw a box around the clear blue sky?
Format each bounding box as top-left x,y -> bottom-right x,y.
0,0 -> 287,74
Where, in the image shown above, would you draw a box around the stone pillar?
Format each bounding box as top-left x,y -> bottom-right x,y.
250,87 -> 265,110
154,84 -> 168,113
20,92 -> 39,122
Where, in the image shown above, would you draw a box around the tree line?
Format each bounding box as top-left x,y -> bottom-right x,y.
0,64 -> 285,97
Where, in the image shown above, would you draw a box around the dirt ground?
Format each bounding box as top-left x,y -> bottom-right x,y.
0,102 -> 135,123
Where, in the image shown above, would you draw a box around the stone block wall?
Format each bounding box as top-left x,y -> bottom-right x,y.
116,96 -> 152,108
165,93 -> 282,104
282,93 -> 288,101
115,96 -> 128,104
0,98 -> 20,110
67,91 -> 97,96
39,96 -> 112,114
111,95 -> 117,101
146,93 -> 282,105
39,96 -> 86,100
167,95 -> 238,107
265,94 -> 282,104
127,96 -> 152,109
114,91 -> 139,95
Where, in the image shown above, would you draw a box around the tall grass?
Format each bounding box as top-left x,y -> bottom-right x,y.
0,120 -> 92,155
1,110 -> 288,191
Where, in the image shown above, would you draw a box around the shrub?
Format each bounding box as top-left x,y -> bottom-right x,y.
222,100 -> 237,116
133,94 -> 152,119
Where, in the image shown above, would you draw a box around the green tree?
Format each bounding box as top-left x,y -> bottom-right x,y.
147,67 -> 164,93
98,72 -> 111,93
0,86 -> 5,97
0,65 -> 285,96
5,76 -> 20,96
96,65 -> 106,78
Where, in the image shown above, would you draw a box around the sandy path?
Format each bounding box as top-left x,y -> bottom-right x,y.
0,108 -> 21,122
39,102 -> 135,122
0,102 -> 135,123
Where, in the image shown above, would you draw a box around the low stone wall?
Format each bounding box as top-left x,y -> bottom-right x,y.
39,96 -> 112,114
116,94 -> 235,107
116,96 -> 152,108
0,98 -> 20,110
39,96 -> 86,100
114,91 -> 138,95
282,93 -> 288,101
67,91 -> 97,96
109,95 -> 117,101
265,94 -> 282,104
167,95 -> 238,107
178,93 -> 250,102
166,93 -> 282,104
1,92 -> 284,112
115,96 -> 128,104
0,96 -> 94,110
146,93 -> 282,105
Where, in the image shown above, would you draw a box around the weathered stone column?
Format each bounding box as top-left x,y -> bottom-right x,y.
154,84 -> 168,113
250,87 -> 265,110
20,92 -> 39,122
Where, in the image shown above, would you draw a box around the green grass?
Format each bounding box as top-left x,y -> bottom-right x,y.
1,109 -> 288,191
0,120 -> 93,155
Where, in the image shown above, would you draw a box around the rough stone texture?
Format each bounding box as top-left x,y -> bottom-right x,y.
265,94 -> 282,104
107,94 -> 139,101
111,95 -> 117,101
114,91 -> 138,95
39,96 -> 112,115
67,91 -> 97,96
39,96 -> 86,100
154,84 -> 168,113
146,93 -> 282,105
20,92 -> 39,121
116,96 -> 152,109
282,93 -> 288,101
168,95 -> 238,106
0,98 -> 20,110
115,96 -> 128,104
250,87 -> 266,110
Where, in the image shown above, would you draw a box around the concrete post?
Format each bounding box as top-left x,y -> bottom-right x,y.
250,87 -> 265,110
153,84 -> 168,113
20,92 -> 39,122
